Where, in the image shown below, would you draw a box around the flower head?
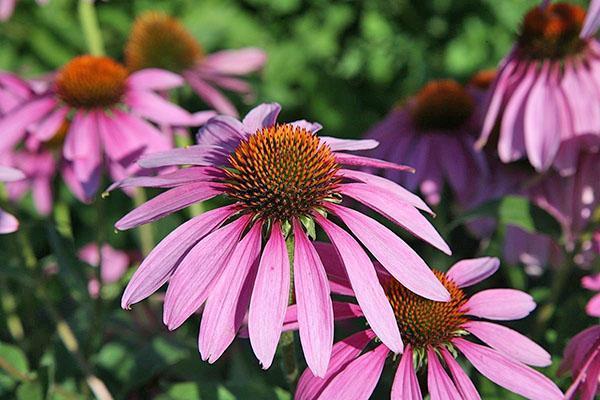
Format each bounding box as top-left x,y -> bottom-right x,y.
113,103 -> 452,376
294,252 -> 562,400
125,11 -> 266,116
365,79 -> 487,206
479,2 -> 600,174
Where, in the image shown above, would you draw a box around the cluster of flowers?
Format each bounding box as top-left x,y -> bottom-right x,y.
1,1 -> 599,399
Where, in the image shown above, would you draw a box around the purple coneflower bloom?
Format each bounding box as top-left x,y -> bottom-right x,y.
365,79 -> 487,206
478,2 -> 600,174
125,11 -> 266,117
113,102 -> 452,376
0,55 -> 214,201
0,166 -> 24,233
293,250 -> 562,400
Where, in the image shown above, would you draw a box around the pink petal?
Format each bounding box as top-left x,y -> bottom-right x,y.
137,145 -> 223,168
334,152 -> 415,172
63,111 -> 101,182
248,222 -> 290,369
327,204 -> 450,301
32,106 -> 68,141
587,293 -> 600,317
99,245 -> 129,284
195,115 -> 246,150
163,215 -> 250,330
339,183 -> 451,254
241,103 -> 281,134
391,346 -> 423,400
338,169 -> 432,214
108,167 -> 219,191
125,89 -> 193,125
454,339 -> 564,400
464,289 -> 535,320
562,62 -> 600,136
280,301 -> 363,333
121,205 -> 235,308
32,176 -> 52,215
127,69 -> 184,91
320,137 -> 379,152
290,119 -> 322,133
293,220 -> 334,377
199,224 -> 262,363
201,48 -> 267,75
465,321 -> 551,367
115,182 -> 223,230
0,208 -> 18,234
427,349 -> 462,400
316,215 -> 402,353
581,0 -> 600,38
0,96 -> 55,154
296,330 -> 375,400
446,257 -> 500,288
0,166 -> 25,182
185,72 -> 239,117
190,110 -> 218,126
97,113 -> 145,162
582,273 -> 600,291
109,110 -> 172,155
318,344 -> 388,400
440,349 -> 481,400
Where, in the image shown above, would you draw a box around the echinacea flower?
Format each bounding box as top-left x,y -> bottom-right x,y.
365,79 -> 487,206
125,11 -> 266,117
0,166 -> 25,233
113,102 -> 452,376
79,243 -> 131,299
294,250 -> 563,400
0,55 -> 214,201
478,2 -> 600,174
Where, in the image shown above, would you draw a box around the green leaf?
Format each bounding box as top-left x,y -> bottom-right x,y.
155,382 -> 201,400
0,342 -> 30,382
217,386 -> 236,400
16,381 -> 43,400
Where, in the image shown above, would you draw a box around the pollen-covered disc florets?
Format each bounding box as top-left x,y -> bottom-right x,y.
411,80 -> 475,131
125,11 -> 203,73
56,55 -> 128,109
224,124 -> 341,221
385,270 -> 468,349
518,3 -> 586,60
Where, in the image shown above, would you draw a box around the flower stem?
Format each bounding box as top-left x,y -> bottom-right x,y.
132,188 -> 155,256
280,236 -> 298,390
78,0 -> 105,56
534,260 -> 573,338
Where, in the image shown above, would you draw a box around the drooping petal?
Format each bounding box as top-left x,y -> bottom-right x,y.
586,293 -> 600,317
32,106 -> 68,141
316,215 -> 402,353
320,137 -> 379,152
464,321 -> 551,367
110,110 -> 172,155
242,103 -> 281,133
327,204 -> 450,301
108,167 -> 219,191
127,69 -> 184,91
126,89 -> 193,125
391,346 -> 423,400
317,344 -> 389,400
334,152 -> 415,172
339,183 -> 451,254
115,182 -> 223,230
446,257 -> 500,288
581,0 -> 600,38
427,349 -> 462,400
293,220 -> 333,377
248,222 -> 290,369
121,205 -> 235,308
0,96 -> 55,154
454,339 -> 564,400
97,112 -> 145,162
0,208 -> 19,234
0,166 -> 25,181
185,72 -> 239,117
163,215 -> 250,330
199,224 -> 262,363
464,289 -> 535,320
440,349 -> 481,400
296,330 -> 375,400
137,145 -> 224,168
63,111 -> 101,182
200,48 -> 267,75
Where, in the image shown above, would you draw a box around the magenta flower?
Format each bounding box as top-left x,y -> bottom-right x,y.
478,2 -> 600,174
0,55 -> 214,202
0,165 -> 25,233
125,11 -> 266,117
113,102 -> 452,376
365,79 -> 487,206
293,249 -> 562,400
560,325 -> 600,400
79,243 -> 130,299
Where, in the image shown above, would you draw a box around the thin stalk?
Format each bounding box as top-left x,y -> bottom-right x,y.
78,0 -> 105,56
279,236 -> 298,390
534,260 -> 573,338
132,188 -> 155,256
0,284 -> 24,341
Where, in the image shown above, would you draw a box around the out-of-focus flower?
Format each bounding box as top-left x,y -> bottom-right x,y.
112,102 -> 452,376
0,0 -> 48,22
125,11 -> 266,117
0,166 -> 25,233
0,55 -> 215,202
365,79 -> 487,206
582,0 -> 600,37
582,273 -> 600,317
293,251 -> 562,400
78,243 -> 130,299
479,2 -> 600,174
503,225 -> 563,275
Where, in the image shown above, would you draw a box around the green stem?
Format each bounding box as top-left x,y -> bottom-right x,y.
133,189 -> 155,256
280,236 -> 298,390
0,283 -> 24,342
78,0 -> 105,56
534,260 -> 573,338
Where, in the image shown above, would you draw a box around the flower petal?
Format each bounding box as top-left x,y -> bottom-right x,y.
126,89 -> 193,126
248,222 -> 290,369
201,48 -> 267,75
137,145 -> 224,168
334,152 -> 415,172
454,339 -> 563,400
0,96 -> 55,154
391,346 -> 423,400
32,106 -> 68,141
0,208 -> 19,234
242,103 -> 281,133
581,0 -> 600,38
446,257 -> 500,288
440,349 -> 481,400
63,111 -> 101,182
464,289 -> 535,320
0,166 -> 25,182
293,220 -> 333,377
427,348 -> 462,400
127,69 -> 184,91
320,137 -> 379,152
185,72 -> 239,117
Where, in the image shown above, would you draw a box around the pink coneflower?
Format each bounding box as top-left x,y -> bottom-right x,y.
478,2 -> 600,174
113,102 -> 452,376
79,243 -> 130,299
365,79 -> 487,206
294,250 -> 563,400
0,166 -> 25,233
0,55 -> 214,201
125,11 -> 266,117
